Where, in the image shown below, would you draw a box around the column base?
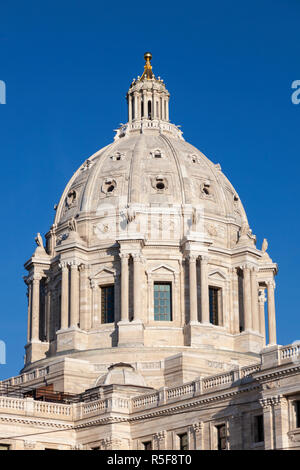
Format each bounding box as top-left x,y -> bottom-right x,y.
25,340 -> 49,365
56,327 -> 88,353
117,320 -> 144,347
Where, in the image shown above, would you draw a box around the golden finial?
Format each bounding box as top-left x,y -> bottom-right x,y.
140,52 -> 154,80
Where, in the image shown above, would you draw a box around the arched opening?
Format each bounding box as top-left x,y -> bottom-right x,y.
148,100 -> 152,119
141,100 -> 144,118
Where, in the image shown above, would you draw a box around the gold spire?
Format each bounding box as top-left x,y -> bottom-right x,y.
140,52 -> 154,80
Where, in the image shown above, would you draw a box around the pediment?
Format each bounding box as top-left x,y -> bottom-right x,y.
148,264 -> 178,276
208,269 -> 227,281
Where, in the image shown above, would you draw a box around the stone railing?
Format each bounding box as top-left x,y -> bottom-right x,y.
0,397 -> 25,411
132,392 -> 159,409
0,366 -> 48,388
82,399 -> 107,416
203,371 -> 235,391
280,344 -> 300,361
34,401 -> 72,418
167,382 -> 195,400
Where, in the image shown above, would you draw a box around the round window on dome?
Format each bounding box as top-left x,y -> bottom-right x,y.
156,181 -> 165,190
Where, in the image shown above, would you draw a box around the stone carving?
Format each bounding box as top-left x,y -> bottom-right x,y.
101,178 -> 117,195
35,233 -> 44,248
66,189 -> 77,208
151,175 -> 168,192
110,152 -> 125,161
237,222 -> 256,246
126,204 -> 136,223
81,159 -> 93,171
262,238 -> 268,253
200,180 -> 214,200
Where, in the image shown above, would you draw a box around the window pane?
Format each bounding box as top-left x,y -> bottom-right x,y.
101,285 -> 115,323
209,287 -> 220,325
154,283 -> 172,321
179,433 -> 188,450
254,415 -> 264,443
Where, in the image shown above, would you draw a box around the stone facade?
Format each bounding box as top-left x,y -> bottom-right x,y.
0,53 -> 299,450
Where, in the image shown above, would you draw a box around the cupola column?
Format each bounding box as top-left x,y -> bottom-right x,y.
200,256 -> 209,323
133,254 -> 143,321
26,282 -> 32,343
258,288 -> 266,344
60,262 -> 69,329
267,280 -> 277,345
242,264 -> 252,331
120,253 -> 129,321
70,262 -> 79,328
189,255 -> 198,323
31,276 -> 41,341
128,94 -> 132,123
250,267 -> 260,332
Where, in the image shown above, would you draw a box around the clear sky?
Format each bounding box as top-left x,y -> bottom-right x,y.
0,0 -> 299,379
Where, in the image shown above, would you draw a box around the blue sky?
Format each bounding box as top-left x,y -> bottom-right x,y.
0,0 -> 299,379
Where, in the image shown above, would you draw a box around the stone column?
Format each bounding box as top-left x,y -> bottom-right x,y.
154,431 -> 166,450
242,264 -> 252,331
273,396 -> 289,450
134,92 -> 138,120
133,254 -> 142,321
31,276 -> 40,341
260,398 -> 274,450
120,254 -> 129,321
60,262 -> 69,329
267,280 -> 277,345
69,262 -> 79,328
192,422 -> 203,449
250,267 -> 259,332
189,254 -> 198,323
258,288 -> 266,344
79,264 -> 91,330
128,94 -> 132,122
166,98 -> 169,121
230,268 -> 240,334
27,282 -> 32,343
200,256 -> 209,323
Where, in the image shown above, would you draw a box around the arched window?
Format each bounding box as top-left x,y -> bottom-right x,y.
156,101 -> 159,118
148,100 -> 152,119
131,97 -> 135,120
141,100 -> 144,118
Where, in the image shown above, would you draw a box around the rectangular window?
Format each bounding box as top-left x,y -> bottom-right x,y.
296,401 -> 300,428
143,441 -> 152,450
216,424 -> 227,450
254,415 -> 264,443
209,287 -> 221,325
154,283 -> 172,321
178,433 -> 188,450
101,285 -> 115,323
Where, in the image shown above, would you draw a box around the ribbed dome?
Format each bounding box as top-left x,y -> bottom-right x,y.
53,131 -> 249,249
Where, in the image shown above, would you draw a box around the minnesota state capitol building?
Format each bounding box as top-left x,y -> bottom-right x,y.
0,53 -> 300,451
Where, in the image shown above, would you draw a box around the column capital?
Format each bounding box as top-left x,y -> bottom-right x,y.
154,430 -> 166,441
200,255 -> 209,263
266,280 -> 276,289
69,260 -> 80,269
187,253 -> 198,262
78,263 -> 90,272
240,263 -> 252,271
59,261 -> 69,270
120,253 -> 130,260
191,422 -> 203,433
